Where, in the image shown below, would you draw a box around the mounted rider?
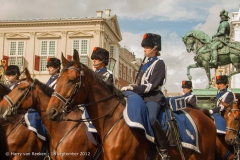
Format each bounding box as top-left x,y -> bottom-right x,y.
91,47 -> 114,86
46,57 -> 61,89
4,65 -> 21,90
210,9 -> 230,66
209,75 -> 234,116
182,80 -> 197,108
121,33 -> 169,159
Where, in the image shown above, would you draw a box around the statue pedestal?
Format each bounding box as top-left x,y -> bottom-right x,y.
192,88 -> 240,109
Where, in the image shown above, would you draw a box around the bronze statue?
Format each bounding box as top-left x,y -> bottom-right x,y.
182,9 -> 240,89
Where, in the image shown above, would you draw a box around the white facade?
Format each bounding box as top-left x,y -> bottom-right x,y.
0,9 -> 121,84
230,5 -> 240,88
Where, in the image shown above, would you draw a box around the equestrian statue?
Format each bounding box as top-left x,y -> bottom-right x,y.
182,9 -> 240,89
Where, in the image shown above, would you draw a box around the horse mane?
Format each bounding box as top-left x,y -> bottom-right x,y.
34,79 -> 54,97
0,83 -> 11,94
184,30 -> 211,44
62,61 -> 126,106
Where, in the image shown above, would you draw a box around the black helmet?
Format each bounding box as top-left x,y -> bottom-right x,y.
216,75 -> 228,84
91,47 -> 109,65
182,80 -> 192,89
141,33 -> 161,51
4,65 -> 20,76
46,58 -> 61,69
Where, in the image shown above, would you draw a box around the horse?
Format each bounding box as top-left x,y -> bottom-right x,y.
0,68 -> 100,160
0,82 -> 45,160
0,123 -> 8,160
182,30 -> 240,89
220,101 -> 240,159
45,50 -> 217,160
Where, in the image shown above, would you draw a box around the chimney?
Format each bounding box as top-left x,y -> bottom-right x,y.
96,10 -> 103,18
105,9 -> 111,17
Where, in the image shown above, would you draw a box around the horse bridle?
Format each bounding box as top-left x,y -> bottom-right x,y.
2,80 -> 35,120
51,66 -> 84,113
225,106 -> 240,139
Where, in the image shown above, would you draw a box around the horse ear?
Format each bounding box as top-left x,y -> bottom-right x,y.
61,52 -> 68,67
24,68 -> 32,81
73,49 -> 80,64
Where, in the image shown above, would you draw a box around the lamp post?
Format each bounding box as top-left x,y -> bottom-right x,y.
108,57 -> 116,72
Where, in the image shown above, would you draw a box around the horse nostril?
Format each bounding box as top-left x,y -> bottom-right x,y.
50,108 -> 58,118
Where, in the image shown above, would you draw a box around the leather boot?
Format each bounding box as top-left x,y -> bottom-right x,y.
210,50 -> 218,65
152,120 -> 169,160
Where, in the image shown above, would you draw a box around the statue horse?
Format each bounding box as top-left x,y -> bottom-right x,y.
0,83 -> 45,160
46,50 -> 217,159
0,68 -> 100,160
182,30 -> 240,89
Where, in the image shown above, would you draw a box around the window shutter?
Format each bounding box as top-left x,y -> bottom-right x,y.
67,55 -> 72,61
3,56 -> 9,70
34,55 -> 40,71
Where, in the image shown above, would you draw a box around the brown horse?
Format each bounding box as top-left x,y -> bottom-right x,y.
46,50 -> 217,160
0,68 -> 100,160
0,123 -> 8,160
0,82 -> 45,160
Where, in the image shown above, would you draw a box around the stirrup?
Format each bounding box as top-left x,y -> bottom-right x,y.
156,146 -> 169,160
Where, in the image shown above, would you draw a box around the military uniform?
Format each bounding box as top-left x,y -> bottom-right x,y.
46,58 -> 61,89
121,33 -> 169,160
4,65 -> 20,90
95,67 -> 114,86
210,75 -> 234,114
182,81 -> 197,108
91,47 -> 114,86
46,74 -> 59,89
210,9 -> 230,65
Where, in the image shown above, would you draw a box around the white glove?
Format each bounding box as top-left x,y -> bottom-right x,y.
121,86 -> 133,91
209,110 -> 213,114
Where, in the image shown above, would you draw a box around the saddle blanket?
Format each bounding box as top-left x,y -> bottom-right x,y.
123,91 -> 200,153
24,108 -> 47,141
212,113 -> 226,134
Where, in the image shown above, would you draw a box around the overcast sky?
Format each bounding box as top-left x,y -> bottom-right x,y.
0,0 -> 239,92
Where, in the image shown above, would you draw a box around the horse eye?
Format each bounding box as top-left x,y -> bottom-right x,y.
18,87 -> 26,91
234,117 -> 239,121
67,79 -> 75,84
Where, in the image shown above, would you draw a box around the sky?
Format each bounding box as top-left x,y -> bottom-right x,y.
0,0 -> 239,92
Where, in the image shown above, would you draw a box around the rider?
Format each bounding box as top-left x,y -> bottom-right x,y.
210,9 -> 230,66
182,80 -> 197,108
46,57 -> 61,89
121,33 -> 169,160
91,47 -> 114,86
4,65 -> 21,90
209,75 -> 234,116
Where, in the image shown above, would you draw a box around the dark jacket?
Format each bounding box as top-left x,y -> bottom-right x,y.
183,91 -> 197,108
95,67 -> 114,86
133,56 -> 166,106
212,88 -> 234,114
46,74 -> 59,89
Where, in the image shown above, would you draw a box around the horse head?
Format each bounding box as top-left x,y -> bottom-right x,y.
223,101 -> 240,145
46,49 -> 93,121
0,68 -> 36,120
182,33 -> 195,53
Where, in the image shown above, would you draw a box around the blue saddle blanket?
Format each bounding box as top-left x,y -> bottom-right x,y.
212,113 -> 226,134
24,108 -> 47,141
123,91 -> 200,153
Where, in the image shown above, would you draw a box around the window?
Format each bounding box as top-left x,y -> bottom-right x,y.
110,46 -> 114,57
72,39 -> 89,66
40,40 -> 56,71
123,66 -> 125,80
9,41 -> 25,69
119,63 -> 122,78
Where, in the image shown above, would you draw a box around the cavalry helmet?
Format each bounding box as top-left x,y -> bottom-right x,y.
216,75 -> 228,84
182,80 -> 192,89
4,65 -> 20,76
91,47 -> 109,66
